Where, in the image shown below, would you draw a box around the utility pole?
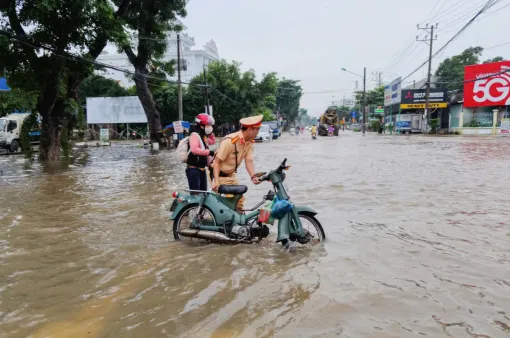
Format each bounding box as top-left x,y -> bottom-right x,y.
203,65 -> 210,115
363,67 -> 366,135
417,23 -> 438,132
177,34 -> 183,121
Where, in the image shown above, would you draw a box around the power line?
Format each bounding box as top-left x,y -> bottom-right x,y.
0,29 -> 207,88
401,0 -> 502,82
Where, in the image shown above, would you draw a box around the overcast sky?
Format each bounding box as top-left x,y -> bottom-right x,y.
182,0 -> 510,117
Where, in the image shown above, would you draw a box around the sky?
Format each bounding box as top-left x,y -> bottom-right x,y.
182,0 -> 510,117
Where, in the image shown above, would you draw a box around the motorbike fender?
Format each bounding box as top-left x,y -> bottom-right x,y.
276,205 -> 318,242
293,205 -> 318,216
169,195 -> 202,220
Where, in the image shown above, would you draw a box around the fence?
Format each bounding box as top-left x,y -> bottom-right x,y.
456,109 -> 508,135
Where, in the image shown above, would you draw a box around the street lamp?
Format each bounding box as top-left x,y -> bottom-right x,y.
342,67 -> 367,134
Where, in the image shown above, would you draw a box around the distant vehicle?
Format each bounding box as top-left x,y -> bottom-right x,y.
255,124 -> 273,142
0,112 -> 41,152
265,121 -> 281,139
350,123 -> 360,131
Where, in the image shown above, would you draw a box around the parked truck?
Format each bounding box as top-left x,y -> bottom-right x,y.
0,112 -> 41,152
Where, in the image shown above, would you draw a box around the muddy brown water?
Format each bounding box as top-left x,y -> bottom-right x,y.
1,133 -> 510,337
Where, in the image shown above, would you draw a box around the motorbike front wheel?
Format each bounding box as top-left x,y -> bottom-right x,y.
282,212 -> 326,248
173,203 -> 217,242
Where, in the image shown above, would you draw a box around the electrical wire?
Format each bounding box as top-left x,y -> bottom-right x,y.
0,29 -> 206,88
401,0 -> 502,82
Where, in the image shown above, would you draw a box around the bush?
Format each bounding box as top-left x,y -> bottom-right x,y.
371,120 -> 381,132
428,118 -> 439,134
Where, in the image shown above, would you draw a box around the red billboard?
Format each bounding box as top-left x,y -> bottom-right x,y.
464,60 -> 510,107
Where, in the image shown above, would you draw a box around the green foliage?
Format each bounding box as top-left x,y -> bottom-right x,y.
355,86 -> 384,107
296,108 -> 311,125
276,78 -> 302,124
483,56 -> 505,64
428,118 -> 439,133
78,75 -> 131,104
261,109 -> 274,122
20,112 -> 38,159
0,0 -> 130,160
181,60 -> 297,126
0,88 -> 37,117
370,120 -> 381,132
60,123 -> 70,157
434,47 -> 504,91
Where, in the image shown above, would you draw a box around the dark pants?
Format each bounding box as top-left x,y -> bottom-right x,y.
186,167 -> 207,192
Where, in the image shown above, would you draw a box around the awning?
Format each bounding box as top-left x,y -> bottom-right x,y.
0,77 -> 11,92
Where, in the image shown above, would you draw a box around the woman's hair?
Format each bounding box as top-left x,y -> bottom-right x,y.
191,124 -> 205,135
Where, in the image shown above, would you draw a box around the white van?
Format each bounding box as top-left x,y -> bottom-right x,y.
0,113 -> 33,152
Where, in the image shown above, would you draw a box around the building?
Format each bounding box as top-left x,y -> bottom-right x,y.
96,20 -> 219,87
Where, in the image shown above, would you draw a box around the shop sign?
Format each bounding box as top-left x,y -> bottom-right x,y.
464,60 -> 510,107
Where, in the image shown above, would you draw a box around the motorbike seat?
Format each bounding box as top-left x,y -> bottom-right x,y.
218,185 -> 248,195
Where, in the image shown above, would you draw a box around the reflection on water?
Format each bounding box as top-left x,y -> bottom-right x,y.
1,135 -> 510,337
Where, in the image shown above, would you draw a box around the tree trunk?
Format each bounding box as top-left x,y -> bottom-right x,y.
39,111 -> 61,161
134,67 -> 162,142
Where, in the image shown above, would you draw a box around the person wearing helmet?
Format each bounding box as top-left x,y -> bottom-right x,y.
186,113 -> 216,192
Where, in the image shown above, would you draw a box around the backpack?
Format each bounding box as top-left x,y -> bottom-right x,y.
176,132 -> 204,163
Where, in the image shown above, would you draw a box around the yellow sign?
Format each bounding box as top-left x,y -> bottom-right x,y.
400,102 -> 448,109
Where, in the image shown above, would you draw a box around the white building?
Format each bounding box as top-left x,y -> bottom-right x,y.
96,21 -> 219,87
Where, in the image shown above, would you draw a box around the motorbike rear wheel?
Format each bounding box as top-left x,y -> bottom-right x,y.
282,212 -> 326,248
173,203 -> 217,241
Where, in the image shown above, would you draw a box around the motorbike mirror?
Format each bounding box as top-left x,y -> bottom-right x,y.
281,158 -> 287,166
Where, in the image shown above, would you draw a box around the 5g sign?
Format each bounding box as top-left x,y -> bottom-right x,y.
472,75 -> 510,105
464,61 -> 510,107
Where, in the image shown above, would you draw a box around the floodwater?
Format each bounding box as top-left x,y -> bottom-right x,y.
1,132 -> 510,338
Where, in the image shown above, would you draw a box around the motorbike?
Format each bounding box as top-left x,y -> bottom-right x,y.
170,158 -> 326,248
311,132 -> 317,139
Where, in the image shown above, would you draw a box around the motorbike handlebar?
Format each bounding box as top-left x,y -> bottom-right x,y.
259,158 -> 288,182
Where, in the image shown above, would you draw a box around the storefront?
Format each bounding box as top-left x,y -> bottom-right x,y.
398,88 -> 448,133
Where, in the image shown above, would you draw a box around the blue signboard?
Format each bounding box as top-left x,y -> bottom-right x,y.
0,77 -> 10,91
396,121 -> 411,128
351,111 -> 357,118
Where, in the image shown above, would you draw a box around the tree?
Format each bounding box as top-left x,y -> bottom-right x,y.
184,60 -> 281,126
0,88 -> 37,117
118,0 -> 186,142
276,78 -> 302,126
261,109 -> 274,122
78,75 -> 131,105
483,56 -> 505,64
0,0 -> 131,160
435,46 -> 483,91
354,85 -> 384,107
297,108 -> 311,125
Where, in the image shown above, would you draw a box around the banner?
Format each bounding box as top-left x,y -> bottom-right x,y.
384,77 -> 401,106
464,60 -> 510,107
86,96 -> 148,124
400,88 -> 447,109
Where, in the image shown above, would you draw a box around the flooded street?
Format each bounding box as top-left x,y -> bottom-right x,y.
1,133 -> 510,337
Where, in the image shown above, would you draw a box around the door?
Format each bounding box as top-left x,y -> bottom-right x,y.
411,115 -> 420,130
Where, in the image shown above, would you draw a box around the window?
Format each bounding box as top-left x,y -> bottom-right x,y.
7,120 -> 17,132
0,119 -> 6,132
